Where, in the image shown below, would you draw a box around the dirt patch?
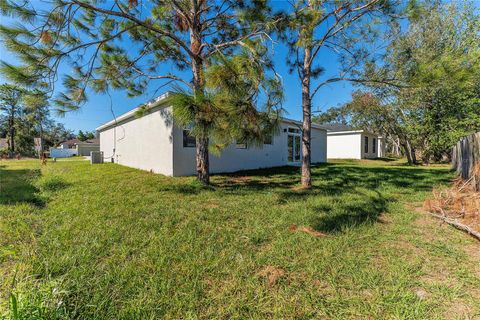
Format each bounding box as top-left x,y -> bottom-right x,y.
202,200 -> 219,209
289,224 -> 328,238
377,213 -> 391,224
442,301 -> 474,320
414,288 -> 430,300
257,265 -> 285,287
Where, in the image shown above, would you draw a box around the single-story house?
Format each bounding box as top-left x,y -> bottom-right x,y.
96,93 -> 327,176
53,138 -> 100,157
58,138 -> 81,149
76,139 -> 100,156
321,123 -> 385,159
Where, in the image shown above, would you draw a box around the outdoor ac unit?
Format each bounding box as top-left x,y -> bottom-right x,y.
90,151 -> 104,164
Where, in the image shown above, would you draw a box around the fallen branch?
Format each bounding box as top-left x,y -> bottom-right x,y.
428,212 -> 480,241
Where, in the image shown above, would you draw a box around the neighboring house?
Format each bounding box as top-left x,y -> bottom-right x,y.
53,138 -> 100,157
58,139 -> 80,149
322,123 -> 385,159
76,139 -> 100,156
96,93 -> 327,176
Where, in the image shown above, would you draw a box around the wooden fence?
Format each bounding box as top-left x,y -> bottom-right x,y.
452,132 -> 480,191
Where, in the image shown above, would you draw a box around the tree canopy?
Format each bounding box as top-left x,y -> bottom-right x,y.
315,0 -> 480,163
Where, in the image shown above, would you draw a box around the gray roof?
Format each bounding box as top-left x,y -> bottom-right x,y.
320,123 -> 356,132
76,139 -> 99,145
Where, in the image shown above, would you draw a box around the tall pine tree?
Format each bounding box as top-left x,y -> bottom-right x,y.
281,0 -> 398,188
0,0 -> 280,184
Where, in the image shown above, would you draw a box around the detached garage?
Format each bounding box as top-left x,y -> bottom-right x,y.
322,124 -> 385,159
96,93 -> 327,176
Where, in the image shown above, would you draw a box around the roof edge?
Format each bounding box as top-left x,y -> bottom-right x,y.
96,92 -> 327,132
96,92 -> 172,132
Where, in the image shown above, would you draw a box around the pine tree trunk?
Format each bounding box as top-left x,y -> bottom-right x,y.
8,111 -> 14,157
190,13 -> 209,185
192,59 -> 209,185
301,46 -> 312,189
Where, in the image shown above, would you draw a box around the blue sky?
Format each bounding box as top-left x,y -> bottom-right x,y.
0,1 -> 373,133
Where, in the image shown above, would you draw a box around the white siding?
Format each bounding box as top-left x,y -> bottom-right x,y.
99,106 -> 174,175
327,133 -> 362,159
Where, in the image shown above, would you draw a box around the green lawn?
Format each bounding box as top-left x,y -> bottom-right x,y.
1,158 -> 479,319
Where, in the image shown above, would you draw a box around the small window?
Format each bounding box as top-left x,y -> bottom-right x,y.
372,138 -> 376,153
364,136 -> 369,153
183,130 -> 196,148
288,127 -> 301,134
236,139 -> 247,149
264,134 -> 273,145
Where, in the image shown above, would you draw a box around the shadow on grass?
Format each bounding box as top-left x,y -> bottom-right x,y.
0,167 -> 45,207
310,190 -> 388,233
214,164 -> 450,196
211,163 -> 451,233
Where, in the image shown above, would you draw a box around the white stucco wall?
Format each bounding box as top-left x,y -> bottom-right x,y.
99,106 -> 174,175
327,131 -> 383,159
360,133 -> 381,159
172,121 -> 327,176
378,137 -> 386,158
311,127 -> 328,163
326,132 -> 362,159
98,100 -> 327,177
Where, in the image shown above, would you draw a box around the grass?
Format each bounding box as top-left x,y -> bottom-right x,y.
1,158 -> 479,319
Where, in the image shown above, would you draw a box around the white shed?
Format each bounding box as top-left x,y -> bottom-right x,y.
96,93 -> 327,176
322,124 -> 385,160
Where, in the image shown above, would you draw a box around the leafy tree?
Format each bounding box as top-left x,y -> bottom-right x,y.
315,0 -> 480,164
77,130 -> 95,141
77,130 -> 87,141
169,51 -> 283,156
0,0 -> 279,184
0,83 -> 24,156
280,0 -> 399,188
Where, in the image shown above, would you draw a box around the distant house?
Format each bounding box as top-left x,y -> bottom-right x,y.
75,139 -> 100,156
322,123 -> 385,159
58,139 -> 81,149
53,138 -> 100,157
96,93 -> 327,176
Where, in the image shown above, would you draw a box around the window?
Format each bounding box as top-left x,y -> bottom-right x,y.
372,138 -> 376,153
264,134 -> 273,145
183,130 -> 196,148
236,139 -> 247,149
288,127 -> 301,134
364,136 -> 369,153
